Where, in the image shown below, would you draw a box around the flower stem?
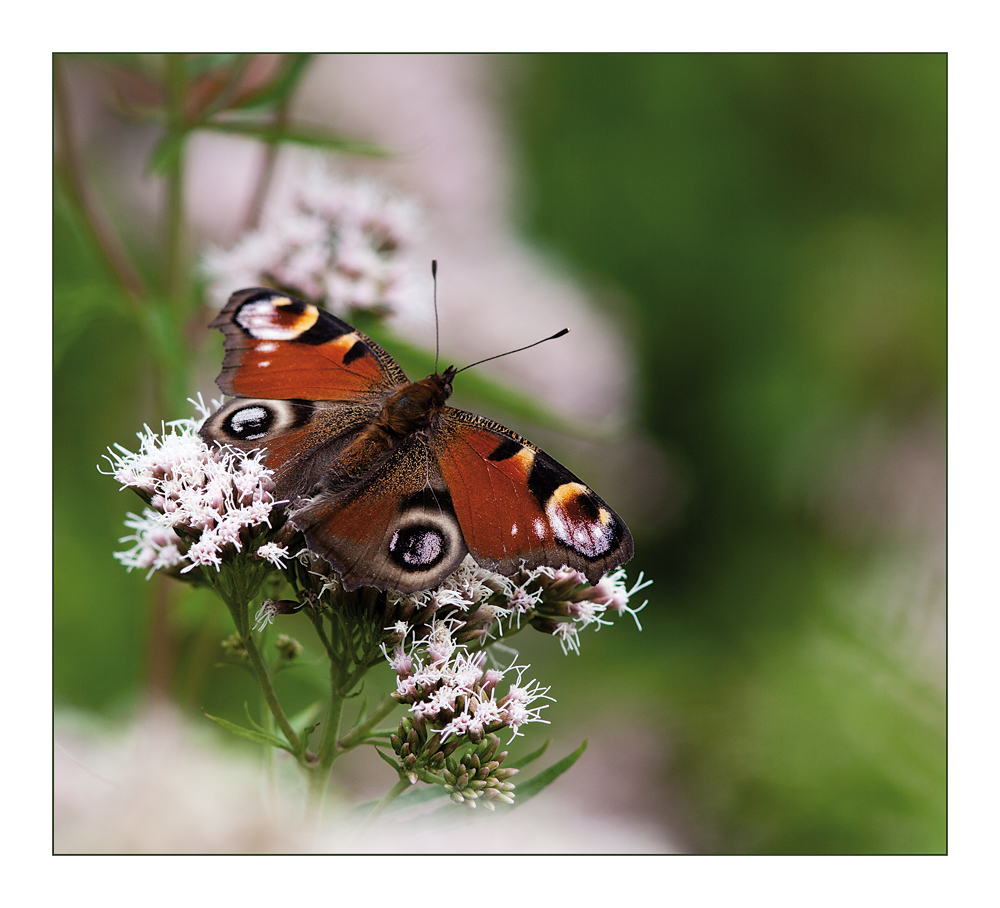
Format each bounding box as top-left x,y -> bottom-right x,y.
307,684 -> 345,811
53,55 -> 148,303
241,630 -> 302,753
244,90 -> 290,230
336,697 -> 398,752
163,53 -> 188,306
359,777 -> 411,833
215,579 -> 302,754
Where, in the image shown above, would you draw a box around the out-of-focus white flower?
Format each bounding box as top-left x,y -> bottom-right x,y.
102,396 -> 280,577
202,167 -> 426,323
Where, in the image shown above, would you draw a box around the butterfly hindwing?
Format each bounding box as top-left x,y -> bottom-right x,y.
432,409 -> 633,584
199,398 -> 379,501
289,435 -> 469,592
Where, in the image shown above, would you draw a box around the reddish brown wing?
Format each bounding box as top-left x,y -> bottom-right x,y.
199,398 -> 379,502
289,435 -> 469,592
432,409 -> 633,584
209,288 -> 408,401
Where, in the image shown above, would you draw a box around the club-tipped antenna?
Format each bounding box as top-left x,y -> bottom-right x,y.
454,328 -> 570,375
432,260 -> 440,374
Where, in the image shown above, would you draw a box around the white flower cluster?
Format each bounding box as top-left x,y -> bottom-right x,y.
103,399 -> 279,577
388,554 -> 503,614
390,619 -> 551,744
203,168 -> 424,321
385,555 -> 652,656
529,565 -> 653,655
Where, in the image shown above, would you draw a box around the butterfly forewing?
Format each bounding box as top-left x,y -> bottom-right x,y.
433,410 -> 633,583
210,288 -> 407,401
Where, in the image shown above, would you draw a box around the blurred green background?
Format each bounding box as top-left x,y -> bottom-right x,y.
54,54 -> 945,853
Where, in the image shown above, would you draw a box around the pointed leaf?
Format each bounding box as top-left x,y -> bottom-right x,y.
195,119 -> 387,156
374,747 -> 401,771
147,131 -> 187,176
386,783 -> 452,814
509,739 -> 588,805
232,54 -> 315,111
203,711 -> 295,753
507,739 -> 550,770
288,700 -> 323,734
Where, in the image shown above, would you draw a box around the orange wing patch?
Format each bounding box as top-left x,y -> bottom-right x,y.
211,289 -> 405,401
435,418 -> 555,571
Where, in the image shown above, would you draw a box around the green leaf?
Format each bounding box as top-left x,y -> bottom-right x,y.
510,739 -> 588,804
374,747 -> 401,772
203,710 -> 295,754
288,700 -> 323,734
147,131 -> 186,175
233,54 -> 315,111
195,118 -> 387,156
346,783 -> 450,824
385,784 -> 452,814
507,739 -> 551,770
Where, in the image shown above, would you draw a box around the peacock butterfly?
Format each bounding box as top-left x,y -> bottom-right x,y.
199,286 -> 633,593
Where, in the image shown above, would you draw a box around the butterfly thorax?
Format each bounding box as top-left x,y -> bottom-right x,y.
377,368 -> 455,438
313,369 -> 456,495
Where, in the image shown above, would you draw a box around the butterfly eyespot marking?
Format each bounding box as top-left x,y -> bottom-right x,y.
381,495 -> 468,582
546,482 -> 620,559
201,398 -> 313,448
389,526 -> 445,568
225,405 -> 273,440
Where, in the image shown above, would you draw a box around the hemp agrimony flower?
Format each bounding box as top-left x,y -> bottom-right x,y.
102,396 -> 281,577
203,168 -> 423,322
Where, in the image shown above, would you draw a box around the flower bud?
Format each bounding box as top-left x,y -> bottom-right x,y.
274,634 -> 303,660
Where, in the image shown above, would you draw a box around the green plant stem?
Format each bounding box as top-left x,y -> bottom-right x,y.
53,55 -> 148,303
337,697 -> 398,751
163,53 -> 188,305
359,777 -> 411,833
216,585 -> 302,754
244,89 -> 291,230
262,683 -> 277,807
307,683 -> 346,809
241,631 -> 302,753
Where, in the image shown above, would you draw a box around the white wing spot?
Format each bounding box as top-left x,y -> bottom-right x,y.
546,483 -> 615,557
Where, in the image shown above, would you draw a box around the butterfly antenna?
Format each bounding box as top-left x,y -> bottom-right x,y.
432,259 -> 440,374
454,328 -> 570,375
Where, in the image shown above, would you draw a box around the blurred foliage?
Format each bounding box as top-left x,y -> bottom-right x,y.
509,53 -> 944,853
53,54 -> 945,853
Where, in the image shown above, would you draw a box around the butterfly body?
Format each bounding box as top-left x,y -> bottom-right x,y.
200,288 -> 632,593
